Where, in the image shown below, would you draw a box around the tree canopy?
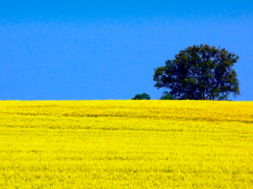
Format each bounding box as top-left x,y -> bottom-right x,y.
153,44 -> 241,100
132,93 -> 151,100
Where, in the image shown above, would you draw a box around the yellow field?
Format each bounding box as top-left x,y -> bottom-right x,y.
0,100 -> 253,188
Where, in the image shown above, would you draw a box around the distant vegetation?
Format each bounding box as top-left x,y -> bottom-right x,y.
131,93 -> 151,100
160,92 -> 175,100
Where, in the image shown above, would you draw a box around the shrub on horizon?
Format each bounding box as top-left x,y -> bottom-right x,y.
132,93 -> 151,100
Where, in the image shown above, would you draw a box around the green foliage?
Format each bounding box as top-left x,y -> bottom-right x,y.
132,93 -> 151,100
153,44 -> 241,100
160,92 -> 175,100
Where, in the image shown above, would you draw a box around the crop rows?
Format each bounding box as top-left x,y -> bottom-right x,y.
0,100 -> 253,188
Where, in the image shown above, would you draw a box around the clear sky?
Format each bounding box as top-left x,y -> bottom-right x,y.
1,0 -> 253,100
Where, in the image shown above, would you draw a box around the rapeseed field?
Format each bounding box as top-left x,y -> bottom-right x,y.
0,100 -> 253,188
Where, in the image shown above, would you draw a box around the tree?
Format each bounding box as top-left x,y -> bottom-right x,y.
153,44 -> 241,100
132,93 -> 151,100
160,92 -> 175,100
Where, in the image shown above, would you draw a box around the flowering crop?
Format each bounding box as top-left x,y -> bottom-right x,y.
0,100 -> 253,188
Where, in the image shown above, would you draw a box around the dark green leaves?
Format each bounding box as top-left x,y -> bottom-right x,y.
132,93 -> 151,100
153,44 -> 241,100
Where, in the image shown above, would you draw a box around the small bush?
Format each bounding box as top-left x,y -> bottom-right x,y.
132,93 -> 151,100
160,93 -> 175,100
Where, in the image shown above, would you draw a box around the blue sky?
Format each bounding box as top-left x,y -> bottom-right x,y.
0,0 -> 253,100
